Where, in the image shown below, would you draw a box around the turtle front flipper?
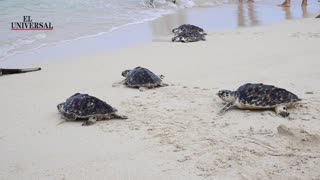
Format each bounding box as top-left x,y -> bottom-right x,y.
82,116 -> 98,126
275,105 -> 290,118
62,112 -> 77,121
112,79 -> 126,87
218,102 -> 235,115
172,36 -> 182,42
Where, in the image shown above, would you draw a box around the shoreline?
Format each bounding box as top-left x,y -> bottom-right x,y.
1,0 -> 319,67
1,17 -> 320,179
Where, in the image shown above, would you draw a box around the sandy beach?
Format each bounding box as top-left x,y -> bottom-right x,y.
1,11 -> 320,180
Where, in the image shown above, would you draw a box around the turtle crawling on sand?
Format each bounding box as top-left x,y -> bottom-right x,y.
172,24 -> 206,35
172,31 -> 206,43
149,0 -> 176,6
217,83 -> 301,117
57,93 -> 127,126
172,24 -> 206,43
121,66 -> 168,90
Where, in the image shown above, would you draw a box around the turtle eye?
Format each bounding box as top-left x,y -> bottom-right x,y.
283,107 -> 287,110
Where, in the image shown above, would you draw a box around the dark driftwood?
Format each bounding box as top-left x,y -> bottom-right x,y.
0,67 -> 41,76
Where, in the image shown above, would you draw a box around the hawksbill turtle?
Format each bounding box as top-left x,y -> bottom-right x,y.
217,83 -> 301,117
172,31 -> 206,43
57,93 -> 127,126
121,66 -> 168,90
171,24 -> 206,43
172,24 -> 206,35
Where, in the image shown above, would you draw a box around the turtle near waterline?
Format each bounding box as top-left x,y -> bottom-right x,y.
172,24 -> 206,35
172,31 -> 206,43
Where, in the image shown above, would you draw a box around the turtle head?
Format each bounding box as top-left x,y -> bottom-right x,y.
57,103 -> 65,113
121,70 -> 131,77
217,90 -> 236,102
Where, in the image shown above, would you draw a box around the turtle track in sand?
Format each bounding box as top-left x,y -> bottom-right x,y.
109,85 -> 320,179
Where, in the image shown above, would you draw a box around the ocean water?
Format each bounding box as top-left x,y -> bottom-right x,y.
1,0 -> 319,62
0,0 -> 233,61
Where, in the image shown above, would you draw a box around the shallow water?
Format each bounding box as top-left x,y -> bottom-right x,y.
0,0 -> 179,60
0,0 -> 319,65
0,0 -> 240,61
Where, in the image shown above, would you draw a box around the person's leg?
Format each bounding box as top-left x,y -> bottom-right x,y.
301,0 -> 307,6
279,0 -> 291,7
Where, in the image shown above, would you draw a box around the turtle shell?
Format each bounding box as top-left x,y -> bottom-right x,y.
125,67 -> 162,87
235,83 -> 301,107
172,24 -> 206,35
60,93 -> 116,118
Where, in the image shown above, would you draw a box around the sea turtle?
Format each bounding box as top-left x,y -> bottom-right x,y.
172,24 -> 206,35
57,93 -> 127,126
217,83 -> 301,117
121,66 -> 168,90
149,0 -> 176,6
172,31 -> 206,43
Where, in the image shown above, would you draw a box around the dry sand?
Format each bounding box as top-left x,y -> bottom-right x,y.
1,18 -> 320,179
